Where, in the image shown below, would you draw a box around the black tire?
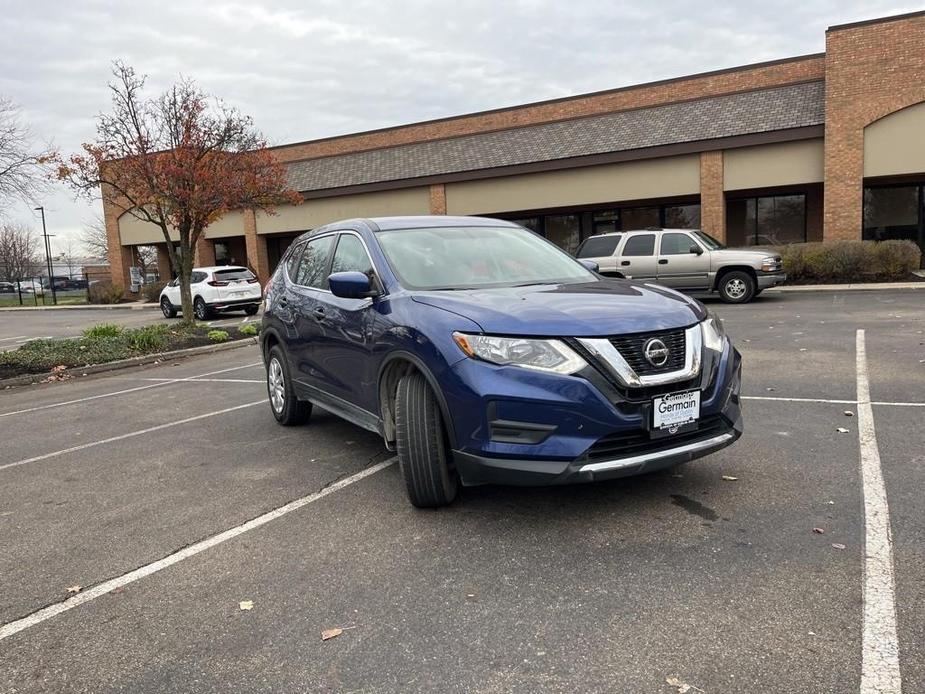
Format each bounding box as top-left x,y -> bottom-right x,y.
160,297 -> 177,318
718,270 -> 756,304
244,304 -> 259,316
394,370 -> 458,508
266,345 -> 312,426
193,296 -> 211,320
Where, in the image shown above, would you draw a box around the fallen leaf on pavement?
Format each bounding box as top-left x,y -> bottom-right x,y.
239,600 -> 254,611
836,427 -> 849,433
813,527 -> 825,534
66,585 -> 81,594
721,475 -> 739,481
321,628 -> 343,641
832,543 -> 846,550
666,675 -> 703,693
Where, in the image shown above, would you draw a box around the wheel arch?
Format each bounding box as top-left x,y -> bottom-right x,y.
377,351 -> 457,450
713,265 -> 757,291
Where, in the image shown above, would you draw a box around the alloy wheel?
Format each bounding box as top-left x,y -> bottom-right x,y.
725,278 -> 747,300
268,358 -> 286,413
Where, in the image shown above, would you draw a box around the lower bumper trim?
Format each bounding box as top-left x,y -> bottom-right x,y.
578,431 -> 735,473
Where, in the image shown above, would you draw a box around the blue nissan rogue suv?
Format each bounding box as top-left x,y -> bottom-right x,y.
261,216 -> 742,507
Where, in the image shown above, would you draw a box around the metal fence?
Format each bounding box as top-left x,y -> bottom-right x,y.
0,268 -> 119,306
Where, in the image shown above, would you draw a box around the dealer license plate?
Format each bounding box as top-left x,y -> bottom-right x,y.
652,389 -> 701,432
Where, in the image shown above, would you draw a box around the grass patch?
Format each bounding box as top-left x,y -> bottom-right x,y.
0,320 -> 259,380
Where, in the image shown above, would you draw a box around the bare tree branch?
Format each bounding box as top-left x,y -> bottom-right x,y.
0,97 -> 55,213
0,222 -> 40,281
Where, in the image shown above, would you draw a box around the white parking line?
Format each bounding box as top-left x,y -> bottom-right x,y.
0,335 -> 28,342
129,377 -> 264,383
0,400 -> 266,473
742,395 -> 857,405
0,362 -> 263,418
856,329 -> 901,694
0,457 -> 395,642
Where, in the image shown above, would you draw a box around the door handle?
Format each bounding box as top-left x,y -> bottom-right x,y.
658,259 -> 668,265
312,306 -> 326,321
621,261 -> 631,266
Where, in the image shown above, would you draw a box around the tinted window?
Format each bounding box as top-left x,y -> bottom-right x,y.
297,235 -> 335,289
213,268 -> 255,281
622,234 -> 655,256
577,235 -> 622,258
377,226 -> 594,291
331,234 -> 374,276
191,272 -> 208,283
660,233 -> 696,255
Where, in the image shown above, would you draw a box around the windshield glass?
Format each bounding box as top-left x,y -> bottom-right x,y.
692,230 -> 724,250
377,226 -> 596,290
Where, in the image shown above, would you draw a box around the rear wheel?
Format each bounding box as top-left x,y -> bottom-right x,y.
160,297 -> 177,318
718,271 -> 756,303
194,296 -> 211,320
266,346 -> 312,426
394,370 -> 458,508
244,304 -> 259,316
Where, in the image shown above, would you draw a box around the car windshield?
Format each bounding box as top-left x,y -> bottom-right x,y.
377,226 -> 595,290
692,230 -> 724,250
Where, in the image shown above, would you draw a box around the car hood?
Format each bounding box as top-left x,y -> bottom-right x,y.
411,279 -> 705,337
715,247 -> 780,261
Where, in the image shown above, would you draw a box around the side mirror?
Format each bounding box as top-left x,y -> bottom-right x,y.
578,259 -> 600,273
690,245 -> 704,255
328,271 -> 378,299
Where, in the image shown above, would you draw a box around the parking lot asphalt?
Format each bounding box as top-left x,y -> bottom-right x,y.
0,289 -> 922,693
0,307 -> 256,350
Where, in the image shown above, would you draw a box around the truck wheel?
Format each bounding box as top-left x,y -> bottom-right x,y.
394,370 -> 458,508
718,271 -> 756,303
266,346 -> 312,426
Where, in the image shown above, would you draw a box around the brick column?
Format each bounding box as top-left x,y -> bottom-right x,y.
156,244 -> 173,281
429,184 -> 447,214
194,235 -> 216,267
699,151 -> 726,243
244,210 -> 270,284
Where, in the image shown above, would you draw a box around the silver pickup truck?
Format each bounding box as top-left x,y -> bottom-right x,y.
575,228 -> 786,303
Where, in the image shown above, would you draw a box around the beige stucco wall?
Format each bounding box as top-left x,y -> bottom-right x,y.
445,156 -> 700,215
118,210 -> 246,245
723,139 -> 824,191
256,187 -> 431,234
864,101 -> 925,177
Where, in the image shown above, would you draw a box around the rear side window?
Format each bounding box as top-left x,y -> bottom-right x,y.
622,234 -> 655,257
331,234 -> 374,276
297,235 -> 336,289
191,271 -> 208,283
286,243 -> 305,282
213,268 -> 255,281
660,233 -> 696,255
576,235 -> 622,258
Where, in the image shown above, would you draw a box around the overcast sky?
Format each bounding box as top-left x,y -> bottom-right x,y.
0,0 -> 918,255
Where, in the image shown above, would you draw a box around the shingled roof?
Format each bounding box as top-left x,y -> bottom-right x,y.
286,81 -> 825,193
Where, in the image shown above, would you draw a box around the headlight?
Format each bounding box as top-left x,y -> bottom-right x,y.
452,332 -> 587,375
761,256 -> 779,272
701,314 -> 727,353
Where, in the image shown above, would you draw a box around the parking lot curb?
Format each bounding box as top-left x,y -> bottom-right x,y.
765,281 -> 925,293
0,303 -> 158,312
0,338 -> 260,389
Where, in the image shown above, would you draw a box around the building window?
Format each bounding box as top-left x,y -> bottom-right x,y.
544,214 -> 580,254
726,194 -> 806,246
664,204 -> 701,229
510,217 -> 540,233
592,210 -> 620,235
214,241 -> 231,265
863,186 -> 921,243
621,207 -> 660,230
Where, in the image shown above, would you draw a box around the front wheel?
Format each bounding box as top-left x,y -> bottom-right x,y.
193,296 -> 211,320
160,297 -> 177,318
394,370 -> 458,508
266,346 -> 312,426
718,271 -> 756,303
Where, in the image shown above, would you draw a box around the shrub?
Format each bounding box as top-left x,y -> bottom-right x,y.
207,329 -> 230,343
143,282 -> 167,303
238,324 -> 258,337
88,280 -> 125,304
775,240 -> 921,283
126,324 -> 170,352
83,323 -> 124,339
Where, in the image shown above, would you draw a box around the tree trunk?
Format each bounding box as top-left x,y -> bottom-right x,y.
179,239 -> 194,324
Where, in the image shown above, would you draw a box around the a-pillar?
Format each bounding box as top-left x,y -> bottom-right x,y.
244,210 -> 270,284
699,151 -> 726,243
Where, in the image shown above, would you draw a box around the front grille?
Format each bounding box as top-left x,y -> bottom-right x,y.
609,329 -> 686,375
583,414 -> 729,462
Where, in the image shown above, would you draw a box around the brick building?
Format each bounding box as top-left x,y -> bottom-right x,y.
105,10 -> 925,288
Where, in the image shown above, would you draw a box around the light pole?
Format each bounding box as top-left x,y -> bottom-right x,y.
34,206 -> 57,305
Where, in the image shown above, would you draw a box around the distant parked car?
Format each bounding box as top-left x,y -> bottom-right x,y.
159,266 -> 262,319
575,228 -> 786,303
0,281 -> 15,294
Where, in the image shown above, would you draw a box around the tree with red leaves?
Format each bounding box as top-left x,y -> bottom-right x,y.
57,62 -> 301,321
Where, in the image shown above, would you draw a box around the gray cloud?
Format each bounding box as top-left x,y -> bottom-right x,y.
0,0 -> 917,251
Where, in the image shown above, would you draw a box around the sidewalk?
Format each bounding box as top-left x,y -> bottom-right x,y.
0,302 -> 159,312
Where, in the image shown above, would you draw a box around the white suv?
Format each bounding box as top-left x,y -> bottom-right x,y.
159,266 -> 262,320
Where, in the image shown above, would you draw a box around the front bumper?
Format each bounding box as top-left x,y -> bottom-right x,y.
757,271 -> 787,290
443,339 -> 743,487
